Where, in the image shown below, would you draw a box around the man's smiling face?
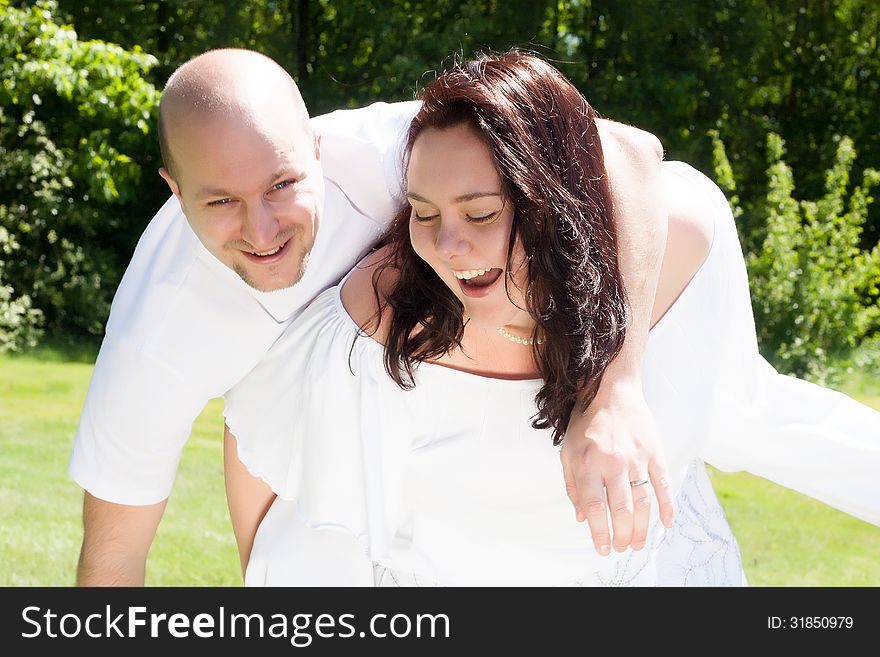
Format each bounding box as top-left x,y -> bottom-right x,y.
161,109 -> 324,292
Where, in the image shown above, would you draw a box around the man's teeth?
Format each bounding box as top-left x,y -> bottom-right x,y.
253,245 -> 282,256
453,268 -> 493,280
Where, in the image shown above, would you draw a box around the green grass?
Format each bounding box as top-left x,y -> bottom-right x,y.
1,351 -> 878,586
0,352 -> 239,586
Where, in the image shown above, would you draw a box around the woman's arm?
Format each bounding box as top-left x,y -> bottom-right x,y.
223,425 -> 277,579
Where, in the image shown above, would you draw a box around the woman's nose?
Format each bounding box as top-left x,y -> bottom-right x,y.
434,222 -> 470,260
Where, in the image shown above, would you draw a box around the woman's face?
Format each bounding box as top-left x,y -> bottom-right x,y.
406,123 -> 531,331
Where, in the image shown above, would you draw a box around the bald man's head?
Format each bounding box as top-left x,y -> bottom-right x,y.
157,49 -> 324,293
158,49 -> 311,178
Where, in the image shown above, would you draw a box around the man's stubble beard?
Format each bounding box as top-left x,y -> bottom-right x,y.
233,240 -> 312,293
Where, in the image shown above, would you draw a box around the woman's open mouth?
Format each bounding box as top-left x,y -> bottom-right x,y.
454,267 -> 503,298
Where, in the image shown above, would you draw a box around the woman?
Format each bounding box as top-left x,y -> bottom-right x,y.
224,52 -> 880,586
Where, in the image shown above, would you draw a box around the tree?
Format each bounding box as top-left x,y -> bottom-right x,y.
713,130 -> 880,382
7,0 -> 878,358
0,0 -> 161,337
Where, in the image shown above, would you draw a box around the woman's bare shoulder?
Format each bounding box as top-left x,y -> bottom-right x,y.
339,244 -> 398,345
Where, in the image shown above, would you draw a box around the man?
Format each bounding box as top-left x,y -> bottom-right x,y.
70,49 -> 672,585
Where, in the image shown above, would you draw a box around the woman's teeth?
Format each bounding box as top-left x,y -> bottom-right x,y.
453,268 -> 493,280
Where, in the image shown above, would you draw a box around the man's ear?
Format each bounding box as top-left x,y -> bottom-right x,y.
159,167 -> 182,199
313,129 -> 322,161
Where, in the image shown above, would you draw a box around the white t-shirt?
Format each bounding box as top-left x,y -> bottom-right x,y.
68,101 -> 420,505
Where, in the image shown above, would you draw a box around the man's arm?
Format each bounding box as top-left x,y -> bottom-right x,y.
77,494 -> 166,586
561,120 -> 672,554
70,331 -> 218,585
312,101 -> 419,223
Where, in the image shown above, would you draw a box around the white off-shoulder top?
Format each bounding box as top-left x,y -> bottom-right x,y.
226,162 -> 880,586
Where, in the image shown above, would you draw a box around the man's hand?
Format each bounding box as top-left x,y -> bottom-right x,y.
568,121 -> 672,554
76,493 -> 166,586
562,376 -> 674,555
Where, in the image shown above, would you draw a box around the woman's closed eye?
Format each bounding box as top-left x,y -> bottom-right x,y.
466,211 -> 500,224
413,212 -> 439,222
411,209 -> 501,224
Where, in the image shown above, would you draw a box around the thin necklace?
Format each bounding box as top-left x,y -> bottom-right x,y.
497,326 -> 545,346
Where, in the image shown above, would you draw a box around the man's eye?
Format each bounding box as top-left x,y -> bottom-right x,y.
272,180 -> 296,191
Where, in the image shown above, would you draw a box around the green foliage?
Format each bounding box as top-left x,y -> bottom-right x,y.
0,221 -> 42,352
0,0 -> 160,338
52,1 -> 880,234
2,0 -> 878,355
713,131 -> 880,383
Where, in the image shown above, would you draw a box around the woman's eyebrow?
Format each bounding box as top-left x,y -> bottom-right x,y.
406,191 -> 502,203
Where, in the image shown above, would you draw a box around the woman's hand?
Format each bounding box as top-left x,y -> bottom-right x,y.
561,377 -> 674,554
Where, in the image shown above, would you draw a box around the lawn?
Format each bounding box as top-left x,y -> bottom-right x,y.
0,351 -> 240,586
711,371 -> 880,586
1,351 -> 878,586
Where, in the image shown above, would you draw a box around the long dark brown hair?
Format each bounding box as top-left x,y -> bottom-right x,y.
374,51 -> 628,445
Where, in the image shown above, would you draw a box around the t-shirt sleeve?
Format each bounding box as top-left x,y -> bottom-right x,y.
68,332 -> 209,505
699,358 -> 880,527
311,100 -> 420,225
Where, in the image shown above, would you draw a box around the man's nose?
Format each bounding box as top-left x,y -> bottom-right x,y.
241,200 -> 280,249
435,222 -> 470,260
